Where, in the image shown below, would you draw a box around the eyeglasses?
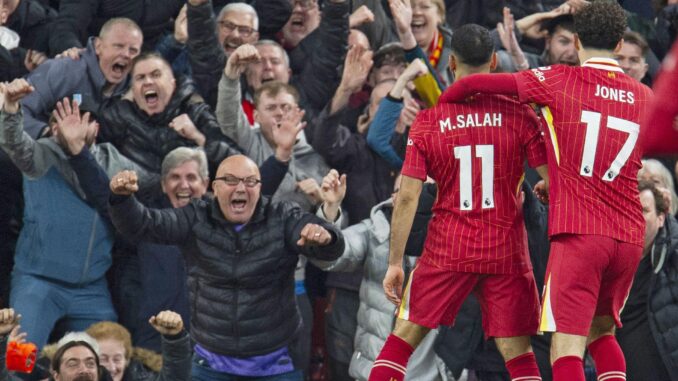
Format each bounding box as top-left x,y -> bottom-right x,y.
218,21 -> 256,37
291,0 -> 316,10
215,175 -> 261,187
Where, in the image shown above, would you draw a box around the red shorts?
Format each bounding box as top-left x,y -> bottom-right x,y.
397,260 -> 540,338
540,234 -> 642,336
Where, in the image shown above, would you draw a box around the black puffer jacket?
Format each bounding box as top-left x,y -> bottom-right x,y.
98,77 -> 242,175
109,194 -> 345,357
647,215 -> 678,380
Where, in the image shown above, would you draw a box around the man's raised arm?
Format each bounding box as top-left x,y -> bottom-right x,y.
439,73 -> 519,103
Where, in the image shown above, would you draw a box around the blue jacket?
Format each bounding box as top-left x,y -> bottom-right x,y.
366,95 -> 405,169
16,167 -> 113,285
20,37 -> 130,138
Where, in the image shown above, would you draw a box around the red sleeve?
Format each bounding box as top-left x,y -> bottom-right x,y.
641,42 -> 678,155
401,118 -> 429,181
513,67 -> 559,105
439,73 -> 518,103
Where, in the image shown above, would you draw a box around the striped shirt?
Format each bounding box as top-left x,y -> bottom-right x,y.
513,58 -> 653,247
402,94 -> 546,274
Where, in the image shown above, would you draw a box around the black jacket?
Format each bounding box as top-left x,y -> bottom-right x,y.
109,194 -> 345,356
187,0 -> 347,119
98,77 -> 242,175
48,0 -> 183,55
186,0 -> 292,109
647,215 -> 678,379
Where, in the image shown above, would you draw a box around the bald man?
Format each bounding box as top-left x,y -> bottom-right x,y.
21,17 -> 143,138
108,155 -> 345,380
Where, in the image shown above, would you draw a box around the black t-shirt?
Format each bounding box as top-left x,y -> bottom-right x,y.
617,255 -> 671,380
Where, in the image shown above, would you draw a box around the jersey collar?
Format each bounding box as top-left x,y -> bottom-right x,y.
581,57 -> 625,73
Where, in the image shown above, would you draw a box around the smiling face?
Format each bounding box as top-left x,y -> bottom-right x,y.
97,340 -> 127,381
94,23 -> 142,85
213,155 -> 261,224
411,0 -> 442,51
281,0 -> 320,48
217,10 -> 259,54
162,160 -> 209,208
131,57 -> 176,115
615,41 -> 648,82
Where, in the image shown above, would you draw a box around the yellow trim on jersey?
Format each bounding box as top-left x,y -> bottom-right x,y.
540,106 -> 560,165
539,274 -> 557,332
516,173 -> 526,196
397,268 -> 416,321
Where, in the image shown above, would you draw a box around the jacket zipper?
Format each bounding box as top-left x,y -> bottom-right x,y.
79,212 -> 98,285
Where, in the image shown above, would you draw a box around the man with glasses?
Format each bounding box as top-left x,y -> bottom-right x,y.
186,0 -> 283,108
107,155 -> 345,381
218,79 -> 329,213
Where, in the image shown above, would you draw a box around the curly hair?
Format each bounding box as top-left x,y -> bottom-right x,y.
449,24 -> 494,67
574,0 -> 627,50
638,180 -> 670,216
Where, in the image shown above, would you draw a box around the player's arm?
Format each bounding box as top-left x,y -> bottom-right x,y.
439,73 -> 518,103
384,175 -> 423,305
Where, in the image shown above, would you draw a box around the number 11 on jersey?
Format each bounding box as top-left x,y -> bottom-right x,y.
454,145 -> 495,211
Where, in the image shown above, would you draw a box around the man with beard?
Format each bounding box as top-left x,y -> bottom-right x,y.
498,12 -> 579,72
20,17 -> 142,139
1,308 -> 101,381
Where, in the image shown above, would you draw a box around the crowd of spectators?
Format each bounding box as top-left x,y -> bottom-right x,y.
1,0 -> 678,380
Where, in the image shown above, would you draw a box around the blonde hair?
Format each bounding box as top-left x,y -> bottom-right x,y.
86,321 -> 133,361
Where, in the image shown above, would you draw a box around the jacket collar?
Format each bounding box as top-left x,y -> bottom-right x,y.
581,57 -> 624,73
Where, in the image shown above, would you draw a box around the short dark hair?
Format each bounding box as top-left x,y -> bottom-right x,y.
544,14 -> 575,36
639,180 -> 669,215
574,0 -> 627,50
253,81 -> 300,107
449,24 -> 494,67
130,51 -> 172,76
52,341 -> 100,373
622,30 -> 649,56
373,42 -> 406,69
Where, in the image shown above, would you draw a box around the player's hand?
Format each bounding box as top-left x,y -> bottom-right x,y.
149,310 -> 184,336
383,265 -> 405,306
110,170 -> 139,195
533,179 -> 549,204
0,309 -> 20,337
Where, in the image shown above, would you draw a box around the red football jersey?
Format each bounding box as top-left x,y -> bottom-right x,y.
402,94 -> 547,274
513,58 -> 653,246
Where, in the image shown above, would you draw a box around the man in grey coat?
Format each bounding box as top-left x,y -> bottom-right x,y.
311,171 -> 447,381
